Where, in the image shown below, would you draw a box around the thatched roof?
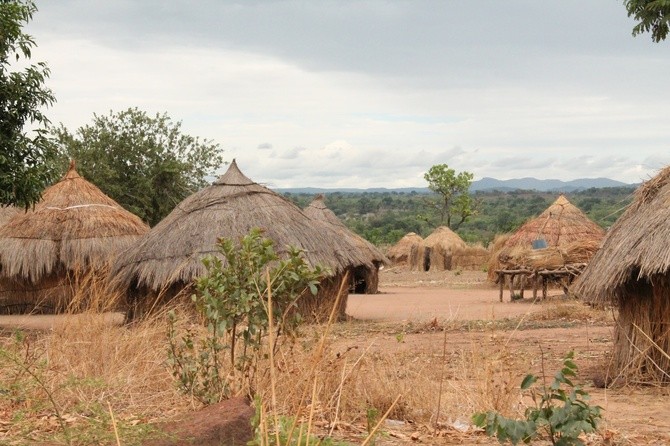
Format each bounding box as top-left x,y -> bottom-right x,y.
422,226 -> 468,251
0,161 -> 149,283
503,195 -> 605,250
574,166 -> 670,305
112,160 -> 375,292
303,195 -> 388,266
387,232 -> 423,265
0,206 -> 18,227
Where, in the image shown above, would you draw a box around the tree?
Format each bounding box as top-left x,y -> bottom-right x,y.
423,164 -> 476,230
0,0 -> 57,208
51,108 -> 224,226
625,0 -> 670,42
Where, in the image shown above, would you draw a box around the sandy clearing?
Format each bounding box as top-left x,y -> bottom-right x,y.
346,286 -> 546,322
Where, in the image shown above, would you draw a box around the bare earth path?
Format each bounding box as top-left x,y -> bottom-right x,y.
347,287 -> 543,321
0,267 -> 668,444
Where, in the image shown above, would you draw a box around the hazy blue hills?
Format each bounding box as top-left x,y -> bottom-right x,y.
275,177 -> 634,194
470,177 -> 632,192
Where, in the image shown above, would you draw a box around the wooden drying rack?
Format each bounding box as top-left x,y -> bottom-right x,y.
494,263 -> 587,302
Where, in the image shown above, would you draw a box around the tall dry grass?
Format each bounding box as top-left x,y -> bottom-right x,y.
0,270 -> 543,444
0,272 -> 194,445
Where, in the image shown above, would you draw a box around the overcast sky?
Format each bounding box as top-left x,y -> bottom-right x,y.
25,0 -> 670,188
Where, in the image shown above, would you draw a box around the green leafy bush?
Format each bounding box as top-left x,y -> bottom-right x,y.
472,351 -> 602,445
167,228 -> 324,404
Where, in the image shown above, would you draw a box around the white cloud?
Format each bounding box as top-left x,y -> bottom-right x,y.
23,1 -> 670,188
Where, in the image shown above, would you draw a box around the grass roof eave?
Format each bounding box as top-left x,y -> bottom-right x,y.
573,167 -> 670,305
112,161 -> 376,292
0,162 -> 149,282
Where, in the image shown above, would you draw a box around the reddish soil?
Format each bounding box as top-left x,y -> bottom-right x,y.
0,267 -> 667,444
339,267 -> 670,445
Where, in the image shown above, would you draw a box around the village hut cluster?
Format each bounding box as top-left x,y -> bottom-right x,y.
386,227 -> 488,272
0,160 -> 387,321
3,157 -> 670,385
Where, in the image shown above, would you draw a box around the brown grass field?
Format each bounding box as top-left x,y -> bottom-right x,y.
0,267 -> 668,445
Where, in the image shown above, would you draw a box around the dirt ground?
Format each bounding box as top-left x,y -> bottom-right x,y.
337,267 -> 670,445
0,267 -> 668,444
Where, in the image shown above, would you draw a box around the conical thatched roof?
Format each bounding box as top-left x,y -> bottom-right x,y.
574,167 -> 670,305
503,195 -> 605,250
0,161 -> 149,283
490,195 -> 604,273
422,226 -> 468,251
303,195 -> 388,266
387,232 -> 423,265
113,160 -> 374,292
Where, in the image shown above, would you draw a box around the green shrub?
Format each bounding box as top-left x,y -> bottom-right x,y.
472,351 -> 602,445
167,228 -> 324,404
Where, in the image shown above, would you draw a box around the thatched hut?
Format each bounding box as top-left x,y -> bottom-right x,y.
303,195 -> 388,294
0,162 -> 149,313
412,226 -> 468,271
112,160 -> 374,321
387,232 -> 423,267
573,167 -> 670,384
490,195 -> 605,274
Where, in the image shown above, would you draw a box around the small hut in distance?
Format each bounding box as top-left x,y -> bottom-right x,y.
303,195 -> 388,294
387,232 -> 423,267
413,226 -> 467,271
0,161 -> 149,313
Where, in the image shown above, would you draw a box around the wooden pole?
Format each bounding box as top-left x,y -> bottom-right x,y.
499,273 -> 504,302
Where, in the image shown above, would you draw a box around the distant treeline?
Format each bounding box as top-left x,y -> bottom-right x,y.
283,187 -> 635,246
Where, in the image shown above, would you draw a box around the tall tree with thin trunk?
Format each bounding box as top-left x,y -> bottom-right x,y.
0,0 -> 57,208
423,164 -> 476,230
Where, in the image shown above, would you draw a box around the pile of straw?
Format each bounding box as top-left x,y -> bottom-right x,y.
452,244 -> 490,270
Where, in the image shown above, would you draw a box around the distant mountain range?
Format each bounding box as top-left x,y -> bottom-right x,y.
469,177 -> 633,192
275,177 -> 635,194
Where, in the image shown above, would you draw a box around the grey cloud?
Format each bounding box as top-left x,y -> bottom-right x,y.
257,143 -> 272,150
33,0 -> 656,91
277,146 -> 307,160
491,156 -> 557,170
642,154 -> 670,170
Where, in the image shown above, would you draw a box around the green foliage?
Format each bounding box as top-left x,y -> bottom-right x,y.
282,187 -> 633,247
0,0 -> 58,208
625,0 -> 670,42
50,107 -> 224,225
166,228 -> 324,404
424,164 -> 477,229
473,351 -> 602,445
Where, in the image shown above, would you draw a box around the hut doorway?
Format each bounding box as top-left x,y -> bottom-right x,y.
423,247 -> 431,271
351,266 -> 368,294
